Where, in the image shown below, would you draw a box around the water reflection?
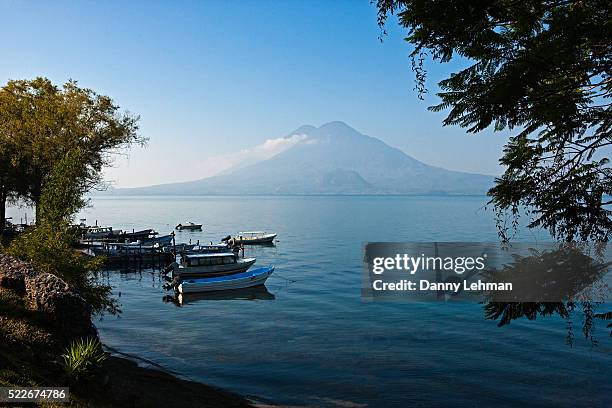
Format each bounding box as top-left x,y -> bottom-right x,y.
483,243 -> 610,302
163,285 -> 276,306
483,243 -> 612,344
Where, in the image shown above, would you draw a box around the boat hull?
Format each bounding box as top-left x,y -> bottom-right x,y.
176,224 -> 202,231
234,234 -> 277,244
178,266 -> 274,294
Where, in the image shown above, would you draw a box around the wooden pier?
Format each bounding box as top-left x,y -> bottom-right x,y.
79,244 -> 176,269
102,251 -> 175,269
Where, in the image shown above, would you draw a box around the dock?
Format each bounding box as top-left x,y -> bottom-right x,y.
101,251 -> 175,268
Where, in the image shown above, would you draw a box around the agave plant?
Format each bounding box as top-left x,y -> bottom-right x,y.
61,337 -> 107,382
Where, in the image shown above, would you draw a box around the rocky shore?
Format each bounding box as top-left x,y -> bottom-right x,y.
0,253 -> 96,340
0,252 -> 255,407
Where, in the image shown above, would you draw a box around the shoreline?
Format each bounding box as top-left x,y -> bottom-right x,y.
0,252 -> 268,407
96,353 -> 255,408
101,343 -> 278,408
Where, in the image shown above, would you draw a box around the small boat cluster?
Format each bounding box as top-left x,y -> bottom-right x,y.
163,232 -> 277,294
78,223 -> 174,257
77,220 -> 277,294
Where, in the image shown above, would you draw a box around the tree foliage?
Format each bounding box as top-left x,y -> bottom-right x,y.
6,149 -> 118,315
0,77 -> 144,228
377,0 -> 612,241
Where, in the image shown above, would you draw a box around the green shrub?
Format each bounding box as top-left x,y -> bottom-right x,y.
61,338 -> 107,382
6,149 -> 119,315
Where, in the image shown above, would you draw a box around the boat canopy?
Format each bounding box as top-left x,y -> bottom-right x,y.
238,231 -> 266,235
87,226 -> 113,232
184,252 -> 236,259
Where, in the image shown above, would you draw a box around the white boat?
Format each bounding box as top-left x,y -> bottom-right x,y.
176,222 -> 203,231
232,231 -> 277,245
178,266 -> 274,294
169,252 -> 256,278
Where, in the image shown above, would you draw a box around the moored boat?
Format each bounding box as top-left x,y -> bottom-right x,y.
176,222 -> 203,231
120,228 -> 157,241
229,231 -> 277,245
168,252 -> 256,278
178,265 -> 274,294
143,234 -> 173,247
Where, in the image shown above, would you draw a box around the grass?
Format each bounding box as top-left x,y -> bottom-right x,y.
62,338 -> 107,382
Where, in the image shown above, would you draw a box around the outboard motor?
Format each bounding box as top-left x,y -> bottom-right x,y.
163,261 -> 179,275
221,235 -> 231,242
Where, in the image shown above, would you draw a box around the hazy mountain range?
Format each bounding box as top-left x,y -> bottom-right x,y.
109,122 -> 494,195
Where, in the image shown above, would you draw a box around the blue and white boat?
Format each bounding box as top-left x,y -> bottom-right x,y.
178,265 -> 274,294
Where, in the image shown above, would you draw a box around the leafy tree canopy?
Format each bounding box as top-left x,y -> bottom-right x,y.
376,0 -> 612,241
0,77 -> 143,314
0,77 -> 144,226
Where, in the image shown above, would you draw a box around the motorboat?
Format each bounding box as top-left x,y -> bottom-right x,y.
176,222 -> 202,231
229,231 -> 277,245
120,228 -> 157,241
178,265 -> 274,294
168,252 -> 256,278
143,234 -> 173,247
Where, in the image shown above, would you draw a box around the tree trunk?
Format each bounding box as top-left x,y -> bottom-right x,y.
35,200 -> 40,225
32,183 -> 41,225
0,188 -> 6,236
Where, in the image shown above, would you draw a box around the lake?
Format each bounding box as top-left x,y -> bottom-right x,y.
12,195 -> 611,407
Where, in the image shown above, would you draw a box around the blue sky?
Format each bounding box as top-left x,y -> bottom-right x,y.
0,0 -> 508,187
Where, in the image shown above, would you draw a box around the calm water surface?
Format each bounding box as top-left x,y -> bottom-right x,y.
21,196 -> 611,407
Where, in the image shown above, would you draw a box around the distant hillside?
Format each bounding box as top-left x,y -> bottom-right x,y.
113,122 -> 494,195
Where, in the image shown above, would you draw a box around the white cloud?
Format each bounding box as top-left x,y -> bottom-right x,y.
103,133 -> 309,188
192,133 -> 308,177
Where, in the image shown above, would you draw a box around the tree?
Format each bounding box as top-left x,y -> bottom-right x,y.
376,0 -> 612,242
0,91 -> 30,234
0,77 -> 144,230
7,148 -> 118,315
